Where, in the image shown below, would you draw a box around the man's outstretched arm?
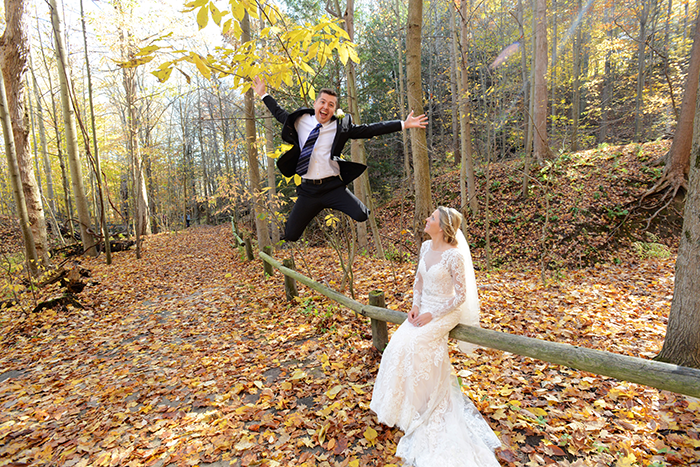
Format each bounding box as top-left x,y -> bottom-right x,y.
252,76 -> 288,124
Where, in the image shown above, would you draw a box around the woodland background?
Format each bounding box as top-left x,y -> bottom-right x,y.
1,0 -> 700,465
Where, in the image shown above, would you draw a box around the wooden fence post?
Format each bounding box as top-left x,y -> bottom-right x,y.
263,246 -> 273,276
282,258 -> 298,301
244,237 -> 254,261
369,290 -> 388,352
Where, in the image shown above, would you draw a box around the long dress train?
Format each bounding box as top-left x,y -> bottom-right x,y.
370,241 -> 501,467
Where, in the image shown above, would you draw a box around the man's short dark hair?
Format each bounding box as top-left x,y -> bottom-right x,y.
318,88 -> 338,99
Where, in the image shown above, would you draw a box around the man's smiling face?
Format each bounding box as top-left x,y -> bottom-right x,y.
313,92 -> 338,124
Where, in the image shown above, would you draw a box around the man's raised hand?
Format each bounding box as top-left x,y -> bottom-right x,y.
404,110 -> 429,129
252,76 -> 266,97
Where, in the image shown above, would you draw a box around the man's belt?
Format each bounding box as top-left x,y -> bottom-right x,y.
301,176 -> 339,185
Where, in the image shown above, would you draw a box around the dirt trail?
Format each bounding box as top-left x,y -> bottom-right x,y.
0,226 -> 399,466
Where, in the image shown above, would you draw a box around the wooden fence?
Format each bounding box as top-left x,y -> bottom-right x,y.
258,251 -> 700,399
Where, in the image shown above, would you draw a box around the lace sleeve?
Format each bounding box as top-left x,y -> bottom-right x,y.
430,249 -> 467,320
412,241 -> 430,309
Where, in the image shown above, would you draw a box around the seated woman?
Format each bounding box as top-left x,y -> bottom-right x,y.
370,206 -> 501,466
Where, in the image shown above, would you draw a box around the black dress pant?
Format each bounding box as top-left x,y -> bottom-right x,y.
284,176 -> 369,241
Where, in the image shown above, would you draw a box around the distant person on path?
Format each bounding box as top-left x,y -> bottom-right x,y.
252,76 -> 428,242
370,206 -> 501,466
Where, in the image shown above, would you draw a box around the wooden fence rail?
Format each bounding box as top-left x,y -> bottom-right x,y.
258,251 -> 700,399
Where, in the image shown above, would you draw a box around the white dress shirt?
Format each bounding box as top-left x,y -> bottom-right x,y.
295,114 -> 339,180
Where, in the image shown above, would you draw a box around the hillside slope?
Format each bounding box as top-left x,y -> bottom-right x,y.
376,140 -> 681,269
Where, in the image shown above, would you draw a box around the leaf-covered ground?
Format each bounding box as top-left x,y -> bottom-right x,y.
377,139 -> 681,270
1,224 -> 698,466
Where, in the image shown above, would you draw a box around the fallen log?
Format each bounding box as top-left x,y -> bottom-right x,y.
32,293 -> 84,313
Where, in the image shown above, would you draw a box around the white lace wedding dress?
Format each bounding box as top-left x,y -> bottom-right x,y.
370,241 -> 501,467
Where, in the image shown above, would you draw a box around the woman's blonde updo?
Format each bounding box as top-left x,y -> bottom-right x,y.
437,206 -> 462,245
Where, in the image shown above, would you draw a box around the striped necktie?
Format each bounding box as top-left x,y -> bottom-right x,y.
296,123 -> 323,175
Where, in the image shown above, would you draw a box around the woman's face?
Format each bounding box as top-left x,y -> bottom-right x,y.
424,209 -> 442,237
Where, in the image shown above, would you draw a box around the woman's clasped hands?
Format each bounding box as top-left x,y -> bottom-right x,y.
408,305 -> 433,328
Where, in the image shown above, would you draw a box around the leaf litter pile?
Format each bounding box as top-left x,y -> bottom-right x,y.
0,224 -> 698,466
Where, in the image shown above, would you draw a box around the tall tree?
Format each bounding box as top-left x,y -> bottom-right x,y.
330,0 -> 385,257
599,5 -> 613,143
407,0 -> 432,237
533,0 -> 550,162
241,12 -> 270,250
80,0 -> 112,264
449,6 -> 460,167
48,0 -> 97,256
644,7 -> 700,206
634,0 -> 652,142
29,53 -> 56,217
571,0 -> 583,152
457,0 -> 477,215
1,0 -> 49,265
0,58 -> 38,276
114,0 -> 151,258
656,76 -> 700,369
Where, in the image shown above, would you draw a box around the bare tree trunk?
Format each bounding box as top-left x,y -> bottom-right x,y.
664,8 -> 700,179
644,7 -> 700,203
407,0 -> 432,239
80,0 -> 111,264
599,5 -> 612,143
242,12 -> 270,250
458,0 -> 478,215
395,11 -> 411,192
521,0 -> 534,197
533,0 -> 550,162
335,0 -> 384,257
550,0 -> 557,133
115,0 -> 150,257
49,0 -> 96,256
634,0 -> 651,142
29,53 -> 56,216
655,79 -> 700,369
0,64 -> 38,276
571,0 -> 582,152
1,0 -> 49,265
37,24 -> 73,236
262,107 -> 280,244
449,7 -> 460,167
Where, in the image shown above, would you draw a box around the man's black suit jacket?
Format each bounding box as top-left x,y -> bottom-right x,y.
262,95 -> 403,185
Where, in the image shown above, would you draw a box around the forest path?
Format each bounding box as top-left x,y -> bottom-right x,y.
0,225 -> 399,467
1,225 -> 699,466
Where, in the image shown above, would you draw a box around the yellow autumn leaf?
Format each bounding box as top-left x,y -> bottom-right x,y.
196,4 -> 209,29
338,44 -> 349,65
231,1 -> 245,21
615,453 -> 636,467
363,426 -> 378,445
349,460 -> 359,467
209,2 -> 222,25
191,53 -> 211,79
530,407 -> 547,417
326,384 -> 343,399
347,45 -> 359,63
